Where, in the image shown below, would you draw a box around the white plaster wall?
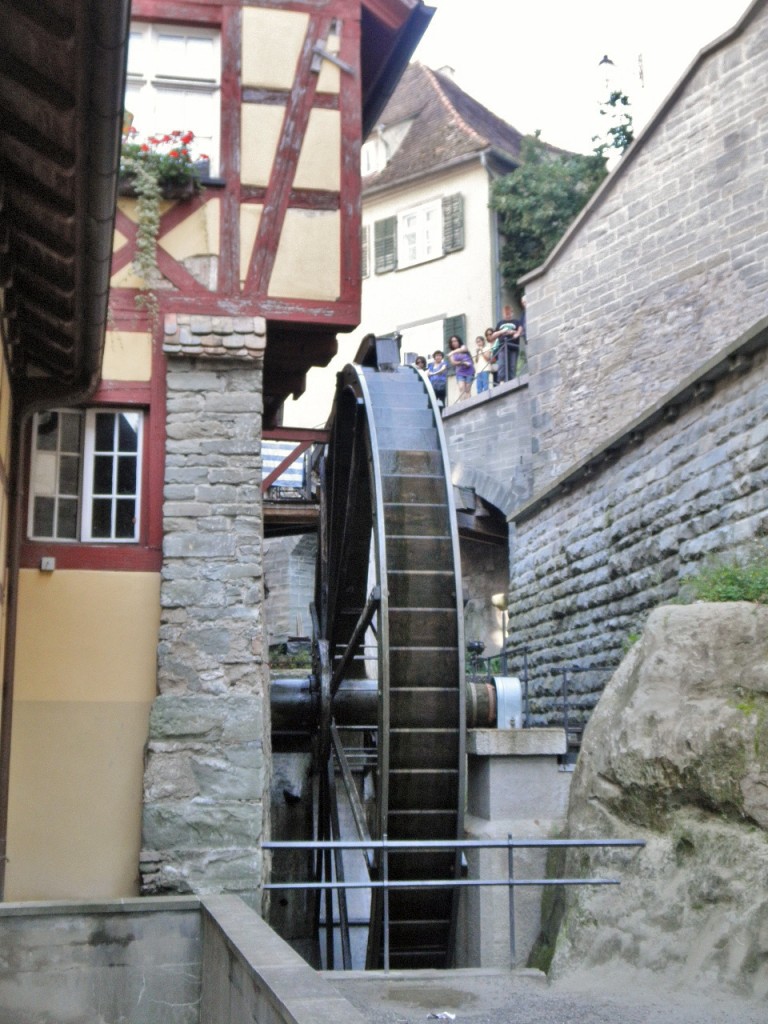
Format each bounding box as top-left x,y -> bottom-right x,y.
287,161 -> 499,427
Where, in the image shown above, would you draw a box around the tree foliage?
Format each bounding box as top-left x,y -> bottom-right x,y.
490,133 -> 607,297
594,89 -> 634,158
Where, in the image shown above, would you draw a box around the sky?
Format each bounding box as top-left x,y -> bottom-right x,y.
412,0 -> 752,154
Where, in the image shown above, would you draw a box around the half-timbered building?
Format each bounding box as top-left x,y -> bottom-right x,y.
1,0 -> 431,905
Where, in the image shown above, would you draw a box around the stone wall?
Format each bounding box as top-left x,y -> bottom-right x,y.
263,533 -> 316,645
141,348 -> 270,909
507,325 -> 768,725
441,383 -> 531,659
460,535 -> 509,661
442,378 -> 532,518
522,2 -> 768,487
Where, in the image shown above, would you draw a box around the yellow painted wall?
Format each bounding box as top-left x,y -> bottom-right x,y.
269,209 -> 340,300
240,204 -> 263,285
160,197 -> 220,262
241,7 -> 308,91
6,569 -> 160,899
241,104 -> 285,187
294,109 -> 341,191
239,6 -> 342,296
102,329 -> 153,381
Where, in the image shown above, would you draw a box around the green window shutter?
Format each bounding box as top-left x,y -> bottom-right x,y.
443,314 -> 466,347
361,225 -> 370,278
442,193 -> 464,253
374,216 -> 397,273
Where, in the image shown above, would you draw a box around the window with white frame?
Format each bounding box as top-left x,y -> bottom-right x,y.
361,136 -> 387,176
397,198 -> 442,269
125,22 -> 221,175
29,409 -> 144,543
372,193 -> 464,274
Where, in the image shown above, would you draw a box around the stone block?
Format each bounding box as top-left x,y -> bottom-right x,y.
167,371 -> 226,393
150,694 -> 263,741
467,728 -> 567,757
191,744 -> 265,800
162,580 -> 226,608
164,532 -> 237,558
468,749 -> 571,822
142,800 -> 263,849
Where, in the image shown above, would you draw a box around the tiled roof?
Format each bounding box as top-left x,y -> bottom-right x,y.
363,63 -> 526,191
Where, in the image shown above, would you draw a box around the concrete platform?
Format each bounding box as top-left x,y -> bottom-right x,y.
323,967 -> 765,1024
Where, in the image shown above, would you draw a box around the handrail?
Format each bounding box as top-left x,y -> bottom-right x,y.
265,837 -> 643,851
264,834 -> 644,971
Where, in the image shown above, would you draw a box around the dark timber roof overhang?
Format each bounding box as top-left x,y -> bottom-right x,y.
0,0 -> 130,409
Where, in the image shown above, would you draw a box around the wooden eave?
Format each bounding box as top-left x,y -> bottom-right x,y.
360,0 -> 434,138
0,0 -> 130,409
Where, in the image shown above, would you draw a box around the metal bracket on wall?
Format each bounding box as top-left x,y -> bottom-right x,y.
311,39 -> 355,76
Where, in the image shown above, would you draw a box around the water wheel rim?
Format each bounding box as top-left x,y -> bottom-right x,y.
318,362 -> 466,968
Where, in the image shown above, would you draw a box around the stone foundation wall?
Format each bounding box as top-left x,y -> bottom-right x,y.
442,379 -> 532,517
263,533 -> 316,645
508,329 -> 768,725
141,351 -> 270,909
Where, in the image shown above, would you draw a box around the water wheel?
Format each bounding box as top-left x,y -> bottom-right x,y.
312,340 -> 466,969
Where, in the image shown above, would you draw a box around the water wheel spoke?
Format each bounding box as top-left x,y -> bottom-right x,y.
331,586 -> 380,697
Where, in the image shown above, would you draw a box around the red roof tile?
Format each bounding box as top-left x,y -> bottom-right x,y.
363,63 -> 526,190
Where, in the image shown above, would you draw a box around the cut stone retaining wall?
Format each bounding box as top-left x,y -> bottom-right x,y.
442,378 -> 532,520
507,325 -> 768,724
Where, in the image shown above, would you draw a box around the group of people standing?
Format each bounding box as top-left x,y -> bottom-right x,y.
413,303 -> 526,406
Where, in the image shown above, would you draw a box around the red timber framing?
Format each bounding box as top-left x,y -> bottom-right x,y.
109,0 -> 377,428
261,427 -> 329,493
111,0 -> 363,332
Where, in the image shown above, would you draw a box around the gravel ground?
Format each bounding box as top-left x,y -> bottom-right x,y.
323,968 -> 766,1024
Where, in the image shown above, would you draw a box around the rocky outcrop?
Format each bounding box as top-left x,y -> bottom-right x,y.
550,602 -> 768,999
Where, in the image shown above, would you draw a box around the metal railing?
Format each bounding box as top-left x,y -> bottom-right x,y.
264,834 -> 644,971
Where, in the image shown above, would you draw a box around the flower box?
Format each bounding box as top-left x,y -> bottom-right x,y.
119,129 -> 206,201
118,175 -> 200,201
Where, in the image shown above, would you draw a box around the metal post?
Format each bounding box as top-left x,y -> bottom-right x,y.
382,832 -> 390,972
507,833 -> 516,964
523,648 -> 530,728
501,609 -> 508,675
